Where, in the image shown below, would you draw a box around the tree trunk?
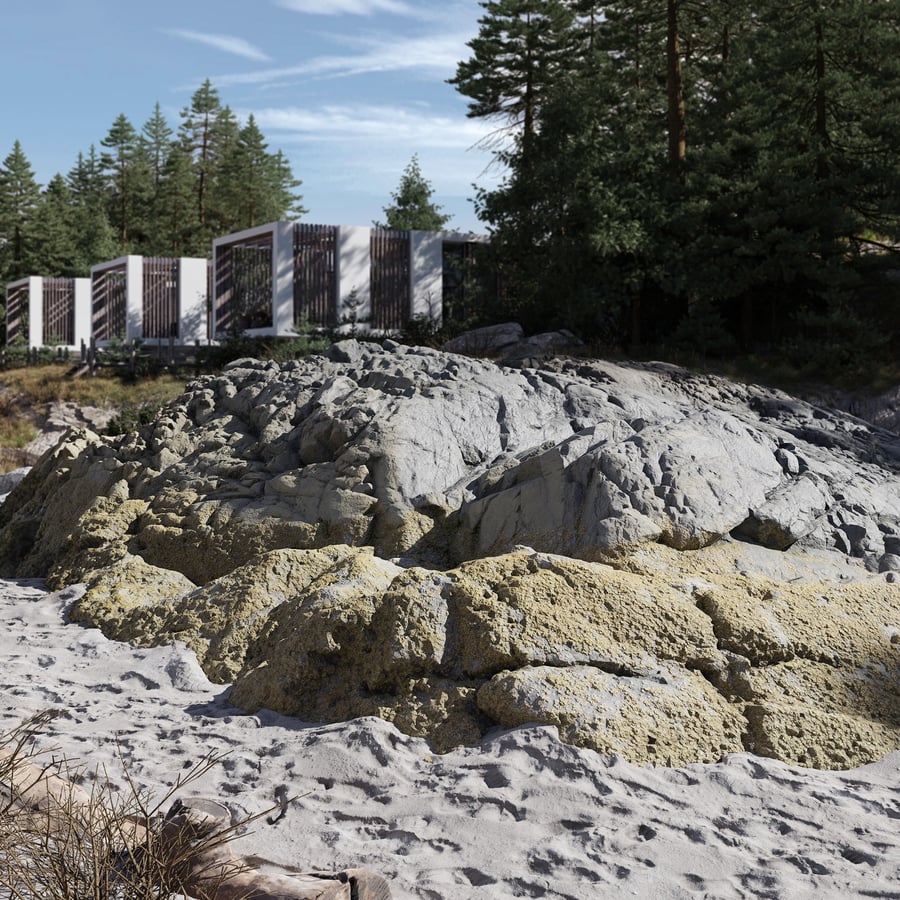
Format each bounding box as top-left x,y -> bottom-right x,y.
814,16 -> 829,181
667,0 -> 687,181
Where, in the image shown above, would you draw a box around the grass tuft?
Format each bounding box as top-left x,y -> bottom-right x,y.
0,711 -> 264,900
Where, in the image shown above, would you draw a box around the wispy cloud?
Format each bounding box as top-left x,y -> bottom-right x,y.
165,29 -> 272,62
249,103 -> 495,151
275,0 -> 417,16
207,31 -> 467,88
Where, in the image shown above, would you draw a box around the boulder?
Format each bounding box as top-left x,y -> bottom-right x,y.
500,329 -> 585,365
14,518 -> 900,769
440,322 -> 525,356
477,662 -> 746,766
2,343 -> 900,769
2,343 -> 900,581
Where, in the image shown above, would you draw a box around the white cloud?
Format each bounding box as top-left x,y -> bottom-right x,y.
249,103 -> 496,151
275,0 -> 417,16
165,29 -> 272,62
208,31 -> 467,88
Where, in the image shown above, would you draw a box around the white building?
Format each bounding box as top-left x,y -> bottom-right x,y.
211,222 -> 487,338
90,256 -> 208,345
5,277 -> 92,349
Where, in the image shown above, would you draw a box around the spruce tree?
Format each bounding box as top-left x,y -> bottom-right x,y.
28,174 -> 80,276
217,114 -> 305,231
157,145 -> 200,256
100,113 -> 152,253
141,103 -> 176,253
375,155 -> 451,231
67,147 -> 118,274
142,102 -> 174,191
0,141 -> 42,284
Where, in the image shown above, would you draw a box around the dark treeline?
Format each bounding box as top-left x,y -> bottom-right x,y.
453,0 -> 900,364
0,80 -> 304,288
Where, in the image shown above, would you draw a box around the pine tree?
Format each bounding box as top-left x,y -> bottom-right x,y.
100,113 -> 152,253
178,80 -> 242,244
375,155 -> 451,231
28,174 -> 80,276
0,141 -> 42,284
456,0 -> 900,354
67,147 -> 118,274
216,114 -> 305,231
673,0 -> 900,342
450,0 -> 576,154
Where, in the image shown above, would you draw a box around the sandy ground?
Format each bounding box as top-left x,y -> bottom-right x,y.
1,576 -> 899,899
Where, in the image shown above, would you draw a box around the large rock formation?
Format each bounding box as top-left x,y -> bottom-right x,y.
1,340 -> 899,767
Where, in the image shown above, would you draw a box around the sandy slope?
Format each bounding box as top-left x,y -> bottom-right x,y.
1,578 -> 898,899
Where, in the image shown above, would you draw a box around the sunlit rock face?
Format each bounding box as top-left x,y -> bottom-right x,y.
2,340 -> 899,767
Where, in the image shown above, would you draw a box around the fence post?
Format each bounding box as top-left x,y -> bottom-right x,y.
89,337 -> 97,375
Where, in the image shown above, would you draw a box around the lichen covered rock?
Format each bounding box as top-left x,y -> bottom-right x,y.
2,343 -> 900,768
477,663 -> 746,766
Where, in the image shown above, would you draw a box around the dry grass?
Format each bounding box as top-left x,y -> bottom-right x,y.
0,367 -> 187,410
0,712 -> 261,900
0,367 -> 188,474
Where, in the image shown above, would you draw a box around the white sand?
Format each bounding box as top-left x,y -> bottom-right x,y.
1,577 -> 898,899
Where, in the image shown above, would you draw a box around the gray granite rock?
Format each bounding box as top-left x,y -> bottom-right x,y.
4,343 -> 900,768
2,341 -> 900,584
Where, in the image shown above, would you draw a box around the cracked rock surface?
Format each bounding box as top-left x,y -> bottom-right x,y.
1,341 -> 898,767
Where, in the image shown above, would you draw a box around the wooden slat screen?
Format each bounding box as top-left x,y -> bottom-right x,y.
92,264 -> 127,342
5,284 -> 27,345
370,229 -> 410,331
142,257 -> 180,339
215,233 -> 274,334
42,278 -> 76,345
293,224 -> 337,325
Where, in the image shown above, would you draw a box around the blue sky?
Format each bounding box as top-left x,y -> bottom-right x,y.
0,0 -> 499,233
